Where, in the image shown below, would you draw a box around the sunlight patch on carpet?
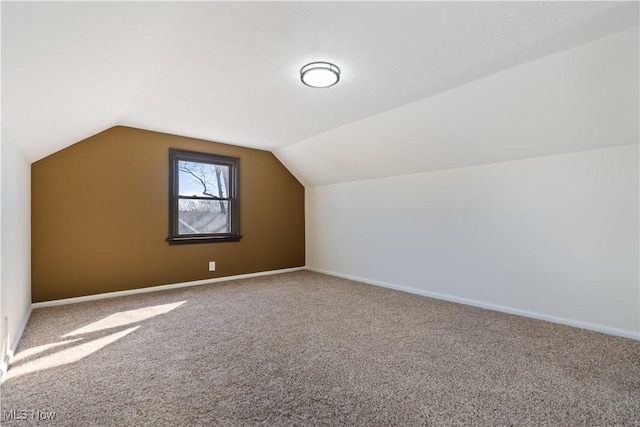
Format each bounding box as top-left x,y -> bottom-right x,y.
62,301 -> 187,337
7,326 -> 140,380
11,338 -> 83,364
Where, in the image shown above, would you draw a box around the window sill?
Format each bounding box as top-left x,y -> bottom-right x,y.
166,235 -> 242,245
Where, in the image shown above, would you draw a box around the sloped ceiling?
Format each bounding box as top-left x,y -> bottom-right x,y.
2,1 -> 638,186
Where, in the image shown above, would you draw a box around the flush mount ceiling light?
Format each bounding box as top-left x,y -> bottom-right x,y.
300,62 -> 341,88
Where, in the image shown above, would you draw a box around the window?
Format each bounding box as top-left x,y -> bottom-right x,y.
167,148 -> 241,244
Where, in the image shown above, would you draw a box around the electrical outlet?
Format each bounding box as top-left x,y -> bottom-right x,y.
208,261 -> 216,272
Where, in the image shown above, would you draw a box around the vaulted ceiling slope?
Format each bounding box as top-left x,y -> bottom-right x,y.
2,2 -> 638,186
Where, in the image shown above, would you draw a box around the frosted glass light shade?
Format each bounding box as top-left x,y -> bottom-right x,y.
300,62 -> 340,88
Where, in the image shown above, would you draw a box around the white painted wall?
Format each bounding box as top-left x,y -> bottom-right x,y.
307,145 -> 639,338
1,128 -> 32,373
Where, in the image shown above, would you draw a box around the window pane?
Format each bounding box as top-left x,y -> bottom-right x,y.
178,199 -> 231,234
168,148 -> 240,244
178,160 -> 230,198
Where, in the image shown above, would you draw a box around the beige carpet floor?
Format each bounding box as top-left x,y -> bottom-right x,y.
1,271 -> 639,426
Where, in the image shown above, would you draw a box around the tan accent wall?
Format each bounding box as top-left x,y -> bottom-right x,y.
32,126 -> 304,302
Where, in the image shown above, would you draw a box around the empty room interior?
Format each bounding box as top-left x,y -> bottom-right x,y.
1,1 -> 639,425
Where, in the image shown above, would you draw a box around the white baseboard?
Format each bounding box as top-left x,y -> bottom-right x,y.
32,267 -> 306,309
1,306 -> 32,382
307,267 -> 640,341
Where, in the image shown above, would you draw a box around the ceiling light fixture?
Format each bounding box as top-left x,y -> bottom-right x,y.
300,62 -> 341,88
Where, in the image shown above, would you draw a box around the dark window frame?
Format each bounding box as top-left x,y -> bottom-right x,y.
167,148 -> 241,245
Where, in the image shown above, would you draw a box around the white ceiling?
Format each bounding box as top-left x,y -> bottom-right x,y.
2,1 -> 638,186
